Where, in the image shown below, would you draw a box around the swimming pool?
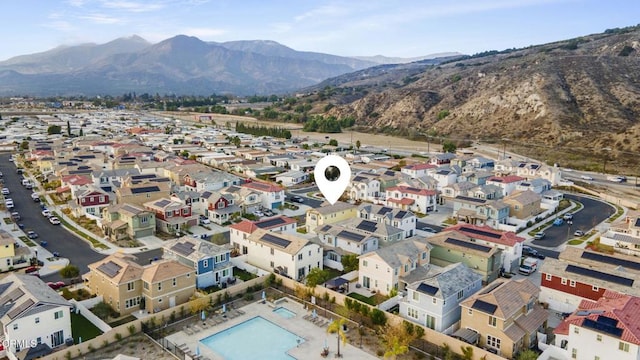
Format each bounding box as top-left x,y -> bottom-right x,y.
200,316 -> 303,360
273,306 -> 296,319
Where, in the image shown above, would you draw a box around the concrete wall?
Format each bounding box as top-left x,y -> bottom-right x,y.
70,298 -> 112,333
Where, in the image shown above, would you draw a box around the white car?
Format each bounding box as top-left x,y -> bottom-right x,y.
1,188 -> 9,195
580,175 -> 594,180
199,215 -> 211,225
41,209 -> 52,218
49,216 -> 61,225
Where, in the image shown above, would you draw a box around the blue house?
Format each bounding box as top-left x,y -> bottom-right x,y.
162,237 -> 233,289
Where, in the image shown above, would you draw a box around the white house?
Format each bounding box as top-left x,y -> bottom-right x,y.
430,168 -> 458,191
348,172 -> 381,202
315,223 -> 380,270
229,216 -> 298,255
0,273 -> 72,360
275,170 -> 309,187
385,185 -> 438,214
241,181 -> 285,209
245,229 -> 323,281
400,263 -> 482,333
401,163 -> 437,179
486,175 -> 525,197
358,238 -> 432,296
358,203 -> 417,238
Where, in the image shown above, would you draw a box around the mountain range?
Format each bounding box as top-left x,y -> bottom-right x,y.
0,35 -> 453,96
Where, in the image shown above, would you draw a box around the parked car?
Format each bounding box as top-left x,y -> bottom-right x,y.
574,230 -> 585,237
31,193 -> 40,202
27,231 -> 38,239
10,212 -> 20,221
1,188 -> 9,195
253,210 -> 264,217
52,251 -> 60,258
553,218 -> 564,226
198,215 -> 211,225
263,209 -> 275,217
40,240 -> 48,247
534,232 -> 546,240
563,213 -> 573,220
289,195 -> 304,203
24,266 -> 38,274
5,199 -> 14,209
420,226 -> 437,233
49,216 -> 61,225
522,245 -> 546,260
41,209 -> 52,218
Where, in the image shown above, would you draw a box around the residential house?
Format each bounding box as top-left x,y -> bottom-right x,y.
289,159 -> 316,173
540,247 -> 640,313
358,238 -> 432,296
275,170 -> 309,186
230,216 -> 298,255
201,190 -> 241,225
467,184 -> 503,200
502,190 -> 542,220
467,156 -> 495,169
183,170 -> 242,192
241,181 -> 285,209
400,263 -> 482,333
431,168 -> 458,191
0,273 -> 73,359
429,153 -> 457,165
358,203 -> 417,238
143,198 -> 198,236
459,278 -> 548,358
514,162 -> 563,186
162,237 -> 233,289
101,203 -> 156,241
245,229 -> 322,281
339,217 -> 404,243
452,196 -> 510,229
348,172 -> 381,202
442,181 -> 477,199
551,290 -> 640,360
444,224 -> 525,273
0,230 -> 32,272
515,178 -> 552,194
305,201 -> 358,233
85,253 -> 196,316
69,185 -> 111,218
385,185 -> 438,214
92,168 -> 141,192
486,175 -> 525,197
428,231 -> 503,284
401,163 -> 437,179
115,181 -> 171,207
600,214 -> 640,256
315,223 -> 380,270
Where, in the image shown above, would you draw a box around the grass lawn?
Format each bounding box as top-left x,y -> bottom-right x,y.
71,312 -> 103,343
568,239 -> 584,246
348,293 -> 376,306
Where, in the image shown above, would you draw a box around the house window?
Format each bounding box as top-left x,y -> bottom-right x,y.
561,278 -> 567,285
407,307 -> 419,319
203,260 -> 208,268
54,310 -> 63,319
572,348 -> 577,359
412,292 -> 419,301
35,317 -> 39,324
158,283 -> 162,291
100,196 -> 105,202
363,260 -> 368,267
13,324 -> 18,330
597,334 -> 602,342
570,280 -> 576,287
143,282 -> 149,290
298,254 -> 303,260
545,274 -> 552,281
173,278 -> 177,287
270,261 -> 274,268
468,309 -> 473,315
457,290 -> 464,299
422,252 -> 426,260
488,316 -> 497,327
426,315 -> 435,329
127,282 -> 135,291
574,327 -> 579,334
36,337 -> 41,344
270,248 -> 274,255
432,297 -> 437,304
593,285 -> 599,291
81,198 -> 86,203
619,342 -> 630,352
487,335 -> 501,349
140,216 -> 148,224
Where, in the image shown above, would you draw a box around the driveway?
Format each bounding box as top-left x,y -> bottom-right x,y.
531,194 -> 615,248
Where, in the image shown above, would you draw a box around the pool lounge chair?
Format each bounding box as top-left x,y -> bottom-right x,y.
183,327 -> 194,335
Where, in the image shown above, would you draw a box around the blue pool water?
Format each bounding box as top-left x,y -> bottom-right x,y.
200,316 -> 303,360
273,307 -> 296,319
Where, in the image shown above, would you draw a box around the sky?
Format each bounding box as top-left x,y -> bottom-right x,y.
1,0 -> 639,61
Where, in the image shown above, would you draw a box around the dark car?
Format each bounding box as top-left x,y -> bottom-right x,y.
523,245 -> 546,260
289,195 -> 304,203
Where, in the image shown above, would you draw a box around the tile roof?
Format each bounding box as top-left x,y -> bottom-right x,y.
444,224 -> 524,247
141,259 -> 194,283
487,175 -> 526,184
460,278 -> 540,320
241,181 -> 283,193
229,216 -> 296,233
386,185 -> 437,196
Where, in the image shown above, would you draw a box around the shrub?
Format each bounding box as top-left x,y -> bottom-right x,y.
114,333 -> 122,341
127,324 -> 136,335
243,293 -> 255,301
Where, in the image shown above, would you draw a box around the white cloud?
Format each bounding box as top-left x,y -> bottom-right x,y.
100,0 -> 166,13
66,0 -> 88,7
293,3 -> 351,22
43,21 -> 75,32
78,13 -> 123,24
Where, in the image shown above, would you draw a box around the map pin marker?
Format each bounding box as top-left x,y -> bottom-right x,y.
314,154 -> 351,205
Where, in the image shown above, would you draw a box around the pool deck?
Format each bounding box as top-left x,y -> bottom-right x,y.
166,299 -> 379,360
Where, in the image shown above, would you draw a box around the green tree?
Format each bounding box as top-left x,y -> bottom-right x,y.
79,128 -> 84,137
327,318 -> 348,357
461,345 -> 474,360
59,264 -> 80,278
382,323 -> 411,360
442,141 -> 457,153
92,302 -> 116,320
516,349 -> 539,360
355,140 -> 361,151
19,141 -> 29,150
67,121 -> 71,136
231,136 -> 241,147
370,308 -> 387,326
47,125 -> 62,135
340,254 -> 359,272
328,139 -> 338,146
305,267 -> 331,288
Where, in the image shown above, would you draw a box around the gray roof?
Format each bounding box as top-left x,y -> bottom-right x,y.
0,273 -> 71,323
366,239 -> 432,269
404,263 -> 482,299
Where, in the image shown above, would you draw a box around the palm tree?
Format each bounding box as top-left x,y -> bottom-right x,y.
327,318 -> 348,357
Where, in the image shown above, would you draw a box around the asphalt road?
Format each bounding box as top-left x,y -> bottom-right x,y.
0,154 -> 108,279
531,194 -> 615,248
416,222 -> 444,233
286,186 -> 323,208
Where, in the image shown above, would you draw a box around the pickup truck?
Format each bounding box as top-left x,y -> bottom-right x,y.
519,257 -> 539,275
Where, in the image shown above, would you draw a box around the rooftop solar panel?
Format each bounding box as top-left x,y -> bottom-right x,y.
417,283 -> 439,295
97,261 -> 122,278
154,199 -> 171,207
261,233 -> 291,248
456,196 -> 486,204
459,226 -> 502,239
582,317 -> 623,338
565,264 -> 634,287
635,218 -> 640,228
356,220 -> 378,232
395,211 -> 407,219
518,163 -> 527,168
445,238 -> 492,253
0,288 -> 24,305
353,176 -> 366,182
377,207 -> 392,215
172,242 -> 195,256
256,217 -> 286,229
319,225 -> 332,232
530,164 -> 540,170
471,299 -> 497,314
7,299 -> 34,320
338,230 -> 366,242
131,186 -> 160,194
581,251 -> 640,271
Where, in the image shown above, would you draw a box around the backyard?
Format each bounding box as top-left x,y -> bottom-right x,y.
71,312 -> 103,344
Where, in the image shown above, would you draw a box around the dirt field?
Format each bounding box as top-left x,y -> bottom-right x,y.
156,111 -> 442,153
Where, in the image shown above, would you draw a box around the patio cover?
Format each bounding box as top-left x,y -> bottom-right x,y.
325,277 -> 349,288
452,328 -> 479,345
16,343 -> 52,360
